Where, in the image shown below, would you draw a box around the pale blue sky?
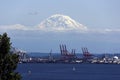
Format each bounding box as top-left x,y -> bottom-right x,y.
0,0 -> 120,28
0,0 -> 120,53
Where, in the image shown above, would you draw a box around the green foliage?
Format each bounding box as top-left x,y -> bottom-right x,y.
0,33 -> 21,80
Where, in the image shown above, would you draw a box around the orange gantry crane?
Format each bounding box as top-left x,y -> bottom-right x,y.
60,44 -> 76,59
82,47 -> 93,59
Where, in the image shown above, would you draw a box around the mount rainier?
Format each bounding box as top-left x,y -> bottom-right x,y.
37,14 -> 87,32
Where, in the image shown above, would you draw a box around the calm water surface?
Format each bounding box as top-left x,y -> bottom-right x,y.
17,63 -> 120,80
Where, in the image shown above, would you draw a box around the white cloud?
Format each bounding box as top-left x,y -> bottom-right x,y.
0,24 -> 120,34
0,24 -> 38,32
104,28 -> 120,32
87,28 -> 120,34
0,24 -> 27,31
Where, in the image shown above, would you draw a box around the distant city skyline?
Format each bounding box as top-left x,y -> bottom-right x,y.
0,0 -> 120,53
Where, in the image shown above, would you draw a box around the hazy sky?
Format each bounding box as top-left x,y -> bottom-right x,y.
0,0 -> 120,53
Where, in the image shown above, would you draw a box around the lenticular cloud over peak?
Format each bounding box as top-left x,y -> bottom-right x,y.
37,14 -> 87,32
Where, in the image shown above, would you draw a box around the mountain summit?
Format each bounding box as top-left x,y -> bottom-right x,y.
38,14 -> 87,31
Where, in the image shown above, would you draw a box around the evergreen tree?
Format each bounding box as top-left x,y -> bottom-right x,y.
0,33 -> 21,80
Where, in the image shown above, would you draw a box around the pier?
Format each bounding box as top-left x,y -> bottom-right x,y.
17,44 -> 120,64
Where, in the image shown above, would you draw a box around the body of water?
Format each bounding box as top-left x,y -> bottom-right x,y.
17,63 -> 120,80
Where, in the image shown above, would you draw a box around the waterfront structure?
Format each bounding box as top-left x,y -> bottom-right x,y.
17,45 -> 120,64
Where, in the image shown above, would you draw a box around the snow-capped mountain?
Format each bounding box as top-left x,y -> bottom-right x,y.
37,14 -> 87,31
